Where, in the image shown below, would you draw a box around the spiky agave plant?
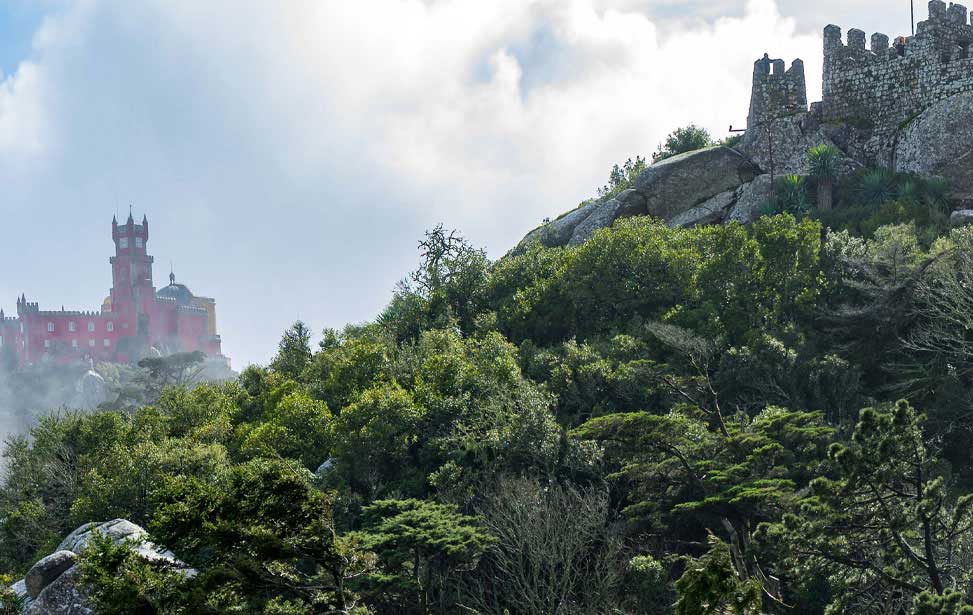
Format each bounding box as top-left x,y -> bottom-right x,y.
854,168 -> 897,207
774,174 -> 811,216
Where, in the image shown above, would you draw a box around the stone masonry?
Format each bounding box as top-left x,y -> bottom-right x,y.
749,0 -> 973,165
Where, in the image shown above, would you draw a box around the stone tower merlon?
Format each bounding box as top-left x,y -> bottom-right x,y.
747,54 -> 807,129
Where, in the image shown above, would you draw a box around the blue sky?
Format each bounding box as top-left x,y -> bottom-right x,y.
0,1 -> 907,367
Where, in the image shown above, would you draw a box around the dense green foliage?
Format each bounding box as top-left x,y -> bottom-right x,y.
652,124 -> 714,162
4,149 -> 973,613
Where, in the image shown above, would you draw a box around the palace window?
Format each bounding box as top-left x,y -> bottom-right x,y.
1,335 -> 4,347
135,237 -> 143,248
44,340 -> 50,348
88,339 -> 95,347
88,322 -> 95,332
119,237 -> 129,249
103,339 -> 110,347
47,322 -> 54,332
69,322 -> 76,332
72,340 -> 78,349
107,322 -> 114,332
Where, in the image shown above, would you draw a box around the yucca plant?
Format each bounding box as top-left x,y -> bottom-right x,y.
807,144 -> 842,211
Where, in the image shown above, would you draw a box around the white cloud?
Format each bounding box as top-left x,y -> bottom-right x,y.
0,0 -> 823,366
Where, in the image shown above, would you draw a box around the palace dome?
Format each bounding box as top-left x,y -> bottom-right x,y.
156,273 -> 194,306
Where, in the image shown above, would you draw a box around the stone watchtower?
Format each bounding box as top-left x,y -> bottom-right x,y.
747,54 -> 808,129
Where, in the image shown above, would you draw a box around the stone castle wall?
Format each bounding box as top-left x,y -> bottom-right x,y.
818,0 -> 973,143
748,1 -> 973,162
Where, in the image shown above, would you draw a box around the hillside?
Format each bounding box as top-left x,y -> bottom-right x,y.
6,3 -> 973,615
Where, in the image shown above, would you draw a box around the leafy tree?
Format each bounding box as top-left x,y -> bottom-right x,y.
150,458 -> 366,613
807,144 -> 842,212
270,321 -> 312,380
783,401 -> 973,613
136,350 -> 206,402
653,125 -> 714,162
351,498 -> 493,614
597,156 -> 647,198
240,388 -> 333,469
77,532 -> 190,615
384,224 -> 490,338
675,535 -> 762,615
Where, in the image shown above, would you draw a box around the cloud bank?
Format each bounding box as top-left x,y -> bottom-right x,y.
0,0 -> 823,366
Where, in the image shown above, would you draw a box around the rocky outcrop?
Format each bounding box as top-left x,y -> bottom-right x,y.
738,112 -> 859,177
515,147 -> 758,251
568,189 -> 645,246
950,210 -> 973,227
895,91 -> 973,205
666,174 -> 774,228
635,146 -> 757,219
25,551 -> 77,599
9,519 -> 194,614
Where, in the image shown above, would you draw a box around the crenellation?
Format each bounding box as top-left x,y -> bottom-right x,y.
930,0 -> 948,20
871,33 -> 890,54
824,25 -> 843,54
848,28 -> 867,49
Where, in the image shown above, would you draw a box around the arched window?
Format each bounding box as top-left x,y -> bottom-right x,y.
69,322 -> 76,332
88,322 -> 95,332
107,322 -> 114,332
47,322 -> 54,332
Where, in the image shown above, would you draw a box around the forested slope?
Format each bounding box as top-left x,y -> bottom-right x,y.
3,162 -> 973,613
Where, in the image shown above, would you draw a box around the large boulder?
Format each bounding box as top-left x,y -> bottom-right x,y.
636,146 -> 757,219
665,174 -> 774,228
568,189 -> 646,245
25,551 -> 77,599
516,199 -> 599,251
895,91 -> 973,204
9,519 -> 195,614
667,189 -> 737,228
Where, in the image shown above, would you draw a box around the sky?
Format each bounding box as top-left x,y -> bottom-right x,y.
0,0 -> 915,368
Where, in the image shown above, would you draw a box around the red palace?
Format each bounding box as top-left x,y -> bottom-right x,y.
0,213 -> 225,366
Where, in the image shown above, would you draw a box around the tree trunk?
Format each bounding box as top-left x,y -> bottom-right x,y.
817,178 -> 833,211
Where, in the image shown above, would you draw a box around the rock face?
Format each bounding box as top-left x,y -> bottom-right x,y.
895,91 -> 973,204
515,147 -> 758,251
9,519 -> 194,614
636,146 -> 757,219
25,551 -> 77,599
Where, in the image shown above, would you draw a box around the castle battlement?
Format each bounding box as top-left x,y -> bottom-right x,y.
818,1 -> 973,134
748,0 -> 973,163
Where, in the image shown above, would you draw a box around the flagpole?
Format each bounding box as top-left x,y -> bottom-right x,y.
912,0 -> 916,36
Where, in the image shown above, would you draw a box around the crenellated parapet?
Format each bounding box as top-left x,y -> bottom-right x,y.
747,54 -> 808,128
816,1 -> 973,141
